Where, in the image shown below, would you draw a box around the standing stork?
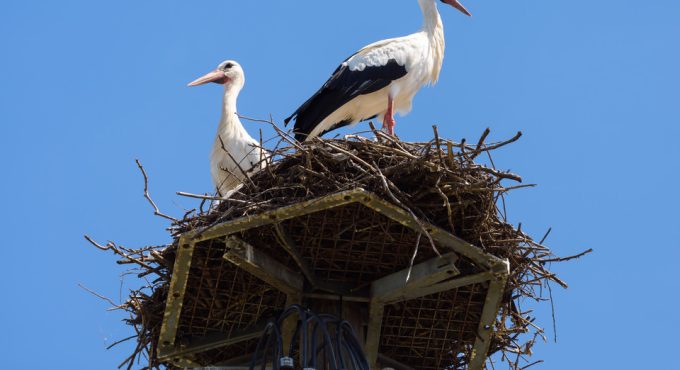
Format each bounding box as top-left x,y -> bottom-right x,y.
188,60 -> 266,197
285,0 -> 471,141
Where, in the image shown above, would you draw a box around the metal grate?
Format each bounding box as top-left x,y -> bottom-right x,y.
173,238 -> 287,365
380,284 -> 487,370
237,202 -> 457,287
159,189 -> 508,369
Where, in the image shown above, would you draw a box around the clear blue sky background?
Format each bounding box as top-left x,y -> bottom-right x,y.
1,0 -> 678,369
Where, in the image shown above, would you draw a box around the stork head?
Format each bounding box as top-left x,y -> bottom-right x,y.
187,60 -> 245,89
440,0 -> 472,16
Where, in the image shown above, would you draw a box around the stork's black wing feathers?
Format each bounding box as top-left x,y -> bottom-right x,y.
285,58 -> 407,141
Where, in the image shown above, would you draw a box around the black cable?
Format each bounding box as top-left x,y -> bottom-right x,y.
249,305 -> 369,370
280,305 -> 308,367
250,322 -> 275,370
307,310 -> 339,370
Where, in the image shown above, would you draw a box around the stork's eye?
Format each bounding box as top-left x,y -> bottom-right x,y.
223,63 -> 234,70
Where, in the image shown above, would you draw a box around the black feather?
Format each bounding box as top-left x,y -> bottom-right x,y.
286,58 -> 407,141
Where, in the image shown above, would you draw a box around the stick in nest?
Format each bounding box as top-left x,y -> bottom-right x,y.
135,159 -> 178,222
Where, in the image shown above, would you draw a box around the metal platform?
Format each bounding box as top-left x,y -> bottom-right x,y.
158,188 -> 509,369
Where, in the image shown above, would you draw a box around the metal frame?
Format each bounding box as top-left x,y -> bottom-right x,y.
158,188 -> 510,370
223,236 -> 304,296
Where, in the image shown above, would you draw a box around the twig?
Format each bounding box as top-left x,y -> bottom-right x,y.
432,125 -> 444,166
367,121 -> 384,143
470,127 -> 491,159
480,131 -> 523,153
273,223 -> 317,286
217,135 -> 259,190
78,283 -> 121,308
541,248 -> 593,263
501,184 -> 537,192
520,360 -> 544,370
84,235 -> 156,272
135,159 -> 178,222
435,176 -> 455,233
476,166 -> 523,183
446,141 -> 456,166
176,191 -> 226,201
547,280 -> 557,343
539,228 -> 552,244
107,334 -> 138,350
406,232 -> 422,282
259,128 -> 264,168
84,234 -> 112,251
238,113 -> 304,151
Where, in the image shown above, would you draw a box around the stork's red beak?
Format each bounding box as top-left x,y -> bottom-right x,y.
187,70 -> 228,87
443,0 -> 472,16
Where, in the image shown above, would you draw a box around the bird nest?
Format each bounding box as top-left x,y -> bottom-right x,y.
93,126 -> 580,370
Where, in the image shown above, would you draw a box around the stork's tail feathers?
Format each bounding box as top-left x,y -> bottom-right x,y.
283,115 -> 293,127
283,113 -> 310,142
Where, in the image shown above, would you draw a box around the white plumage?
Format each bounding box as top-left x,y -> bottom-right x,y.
188,60 -> 266,196
286,0 -> 471,141
310,34 -> 441,140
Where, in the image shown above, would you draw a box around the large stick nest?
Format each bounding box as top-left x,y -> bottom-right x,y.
95,126 -> 577,370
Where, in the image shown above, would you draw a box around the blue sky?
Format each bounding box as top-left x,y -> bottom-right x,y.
1,0 -> 678,369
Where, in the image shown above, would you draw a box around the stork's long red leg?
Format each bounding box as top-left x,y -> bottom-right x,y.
382,95 -> 397,136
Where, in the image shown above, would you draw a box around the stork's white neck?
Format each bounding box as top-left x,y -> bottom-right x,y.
419,0 -> 443,33
419,0 -> 446,83
218,82 -> 246,135
221,83 -> 242,116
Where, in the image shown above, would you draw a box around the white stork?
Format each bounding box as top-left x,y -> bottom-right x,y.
285,0 -> 471,141
188,60 -> 266,196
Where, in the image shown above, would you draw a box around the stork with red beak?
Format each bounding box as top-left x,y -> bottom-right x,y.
285,0 -> 472,141
188,60 -> 266,196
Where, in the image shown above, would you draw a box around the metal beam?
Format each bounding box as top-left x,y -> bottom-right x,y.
303,293 -> 370,303
161,323 -> 266,360
364,301 -> 385,370
183,189 -> 505,270
382,271 -> 493,305
366,253 -> 460,368
158,235 -> 196,355
468,259 -> 510,370
370,253 -> 460,303
273,222 -> 317,287
188,189 -> 365,243
223,237 -> 304,296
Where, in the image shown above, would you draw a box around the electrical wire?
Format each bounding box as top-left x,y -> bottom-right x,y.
249,305 -> 369,370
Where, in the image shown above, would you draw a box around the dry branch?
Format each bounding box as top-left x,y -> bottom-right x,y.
135,159 -> 178,222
